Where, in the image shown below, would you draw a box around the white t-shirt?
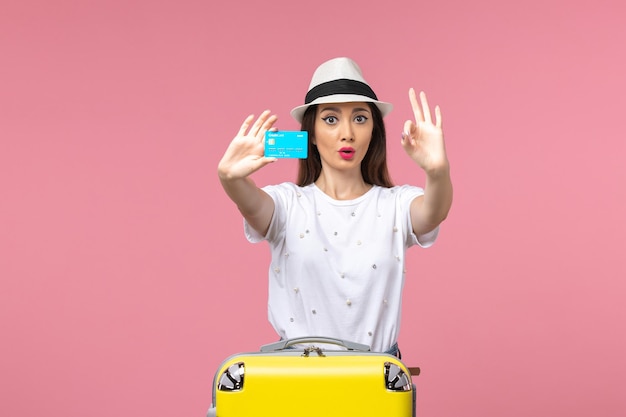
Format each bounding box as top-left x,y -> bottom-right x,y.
245,182 -> 438,352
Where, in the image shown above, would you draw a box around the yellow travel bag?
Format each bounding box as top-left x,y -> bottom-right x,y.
207,337 -> 416,417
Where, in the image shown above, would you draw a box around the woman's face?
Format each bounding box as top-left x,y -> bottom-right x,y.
313,102 -> 374,172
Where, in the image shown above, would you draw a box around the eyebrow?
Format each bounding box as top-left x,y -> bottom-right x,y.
319,106 -> 371,114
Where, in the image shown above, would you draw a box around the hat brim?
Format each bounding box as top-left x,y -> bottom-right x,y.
290,94 -> 393,123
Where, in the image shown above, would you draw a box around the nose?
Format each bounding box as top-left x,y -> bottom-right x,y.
339,120 -> 354,142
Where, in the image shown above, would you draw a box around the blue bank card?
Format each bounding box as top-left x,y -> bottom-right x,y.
264,131 -> 308,159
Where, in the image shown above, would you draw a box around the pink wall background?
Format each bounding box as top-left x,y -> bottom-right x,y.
1,0 -> 625,416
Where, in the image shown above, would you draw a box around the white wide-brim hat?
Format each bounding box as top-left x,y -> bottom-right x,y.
290,57 -> 393,123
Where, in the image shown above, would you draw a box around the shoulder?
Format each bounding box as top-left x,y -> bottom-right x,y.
263,182 -> 308,195
369,184 -> 424,201
262,182 -> 316,205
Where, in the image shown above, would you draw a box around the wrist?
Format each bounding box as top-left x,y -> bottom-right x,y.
422,159 -> 450,180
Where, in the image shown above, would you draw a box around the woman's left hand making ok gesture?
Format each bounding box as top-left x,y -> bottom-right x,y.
401,88 -> 450,176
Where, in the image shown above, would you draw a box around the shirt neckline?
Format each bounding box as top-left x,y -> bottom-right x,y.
310,183 -> 378,205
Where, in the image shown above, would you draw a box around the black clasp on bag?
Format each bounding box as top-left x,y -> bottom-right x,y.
302,346 -> 326,357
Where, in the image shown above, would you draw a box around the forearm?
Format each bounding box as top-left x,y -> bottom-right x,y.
218,174 -> 275,235
424,166 -> 453,220
412,164 -> 453,235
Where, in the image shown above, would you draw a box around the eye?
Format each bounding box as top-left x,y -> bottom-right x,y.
354,115 -> 368,124
322,116 -> 338,125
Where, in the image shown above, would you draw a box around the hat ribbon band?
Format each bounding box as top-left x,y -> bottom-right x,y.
305,79 -> 378,104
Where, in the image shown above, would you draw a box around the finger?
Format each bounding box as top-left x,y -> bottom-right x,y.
249,110 -> 272,137
403,120 -> 414,140
238,114 -> 255,136
402,120 -> 418,147
409,88 -> 423,122
400,131 -> 416,152
247,156 -> 278,176
420,91 -> 432,124
435,105 -> 442,128
257,156 -> 278,167
257,114 -> 278,142
260,114 -> 278,134
265,126 -> 279,142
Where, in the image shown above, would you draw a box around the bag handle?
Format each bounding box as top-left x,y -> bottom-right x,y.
260,336 -> 371,352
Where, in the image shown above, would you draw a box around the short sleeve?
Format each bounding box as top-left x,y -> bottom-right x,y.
243,183 -> 291,244
414,226 -> 439,247
244,218 -> 267,243
396,185 -> 439,248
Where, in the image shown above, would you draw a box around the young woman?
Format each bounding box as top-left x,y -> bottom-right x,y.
217,57 -> 452,355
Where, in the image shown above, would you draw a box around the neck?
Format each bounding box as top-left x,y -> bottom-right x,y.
315,172 -> 371,200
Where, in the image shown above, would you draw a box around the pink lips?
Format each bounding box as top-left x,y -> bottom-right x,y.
339,147 -> 355,160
